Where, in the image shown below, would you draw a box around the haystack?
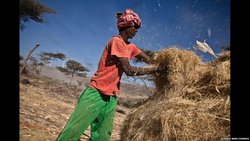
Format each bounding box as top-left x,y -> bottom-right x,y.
121,47 -> 230,141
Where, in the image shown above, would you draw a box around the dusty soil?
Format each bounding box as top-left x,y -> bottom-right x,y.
19,66 -> 152,141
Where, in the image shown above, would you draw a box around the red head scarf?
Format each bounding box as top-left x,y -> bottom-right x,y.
116,8 -> 142,31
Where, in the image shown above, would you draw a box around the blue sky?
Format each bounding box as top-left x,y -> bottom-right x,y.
20,0 -> 230,79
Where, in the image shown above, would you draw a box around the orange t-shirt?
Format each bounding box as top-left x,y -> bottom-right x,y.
89,35 -> 142,96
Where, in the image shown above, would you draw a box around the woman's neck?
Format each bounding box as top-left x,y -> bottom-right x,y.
119,32 -> 129,44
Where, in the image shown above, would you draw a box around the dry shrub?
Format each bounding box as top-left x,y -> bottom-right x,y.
121,47 -> 230,141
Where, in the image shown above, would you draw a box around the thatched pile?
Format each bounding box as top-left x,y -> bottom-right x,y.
121,47 -> 230,141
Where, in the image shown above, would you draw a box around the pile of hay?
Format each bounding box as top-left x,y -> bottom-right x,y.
121,47 -> 230,141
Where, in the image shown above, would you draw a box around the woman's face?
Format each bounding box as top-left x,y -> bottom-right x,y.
125,26 -> 139,39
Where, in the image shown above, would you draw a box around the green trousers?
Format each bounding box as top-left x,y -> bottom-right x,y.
56,87 -> 117,141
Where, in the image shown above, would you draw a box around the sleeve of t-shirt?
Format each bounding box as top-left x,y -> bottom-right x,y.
110,38 -> 130,58
130,44 -> 142,59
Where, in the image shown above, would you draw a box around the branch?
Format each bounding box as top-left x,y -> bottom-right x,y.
20,43 -> 40,75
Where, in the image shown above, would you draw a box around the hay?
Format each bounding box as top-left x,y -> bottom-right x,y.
152,48 -> 207,99
152,47 -> 230,99
196,60 -> 230,97
121,97 -> 230,141
193,50 -> 230,97
121,47 -> 230,140
212,50 -> 230,63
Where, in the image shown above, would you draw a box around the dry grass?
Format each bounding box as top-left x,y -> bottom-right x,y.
121,47 -> 230,141
20,72 -> 146,141
121,96 -> 230,141
152,48 -> 207,99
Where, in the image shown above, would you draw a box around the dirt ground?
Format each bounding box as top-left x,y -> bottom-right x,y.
19,66 -> 152,141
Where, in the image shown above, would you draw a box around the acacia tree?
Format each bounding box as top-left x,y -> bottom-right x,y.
37,52 -> 52,74
51,52 -> 66,60
56,67 -> 71,75
66,60 -> 89,84
40,52 -> 66,64
37,52 -> 66,74
20,0 -> 56,30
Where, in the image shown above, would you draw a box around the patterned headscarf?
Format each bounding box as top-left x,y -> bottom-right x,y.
116,8 -> 142,31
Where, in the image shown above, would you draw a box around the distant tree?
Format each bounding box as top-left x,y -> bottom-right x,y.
66,60 -> 89,84
20,0 -> 56,30
57,67 -> 87,77
51,52 -> 66,60
38,52 -> 53,65
37,51 -> 53,74
39,52 -> 66,65
20,43 -> 41,75
36,51 -> 66,75
76,72 -> 87,77
56,67 -> 71,75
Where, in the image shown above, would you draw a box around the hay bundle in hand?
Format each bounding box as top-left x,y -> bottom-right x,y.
121,47 -> 230,141
153,47 -> 207,99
